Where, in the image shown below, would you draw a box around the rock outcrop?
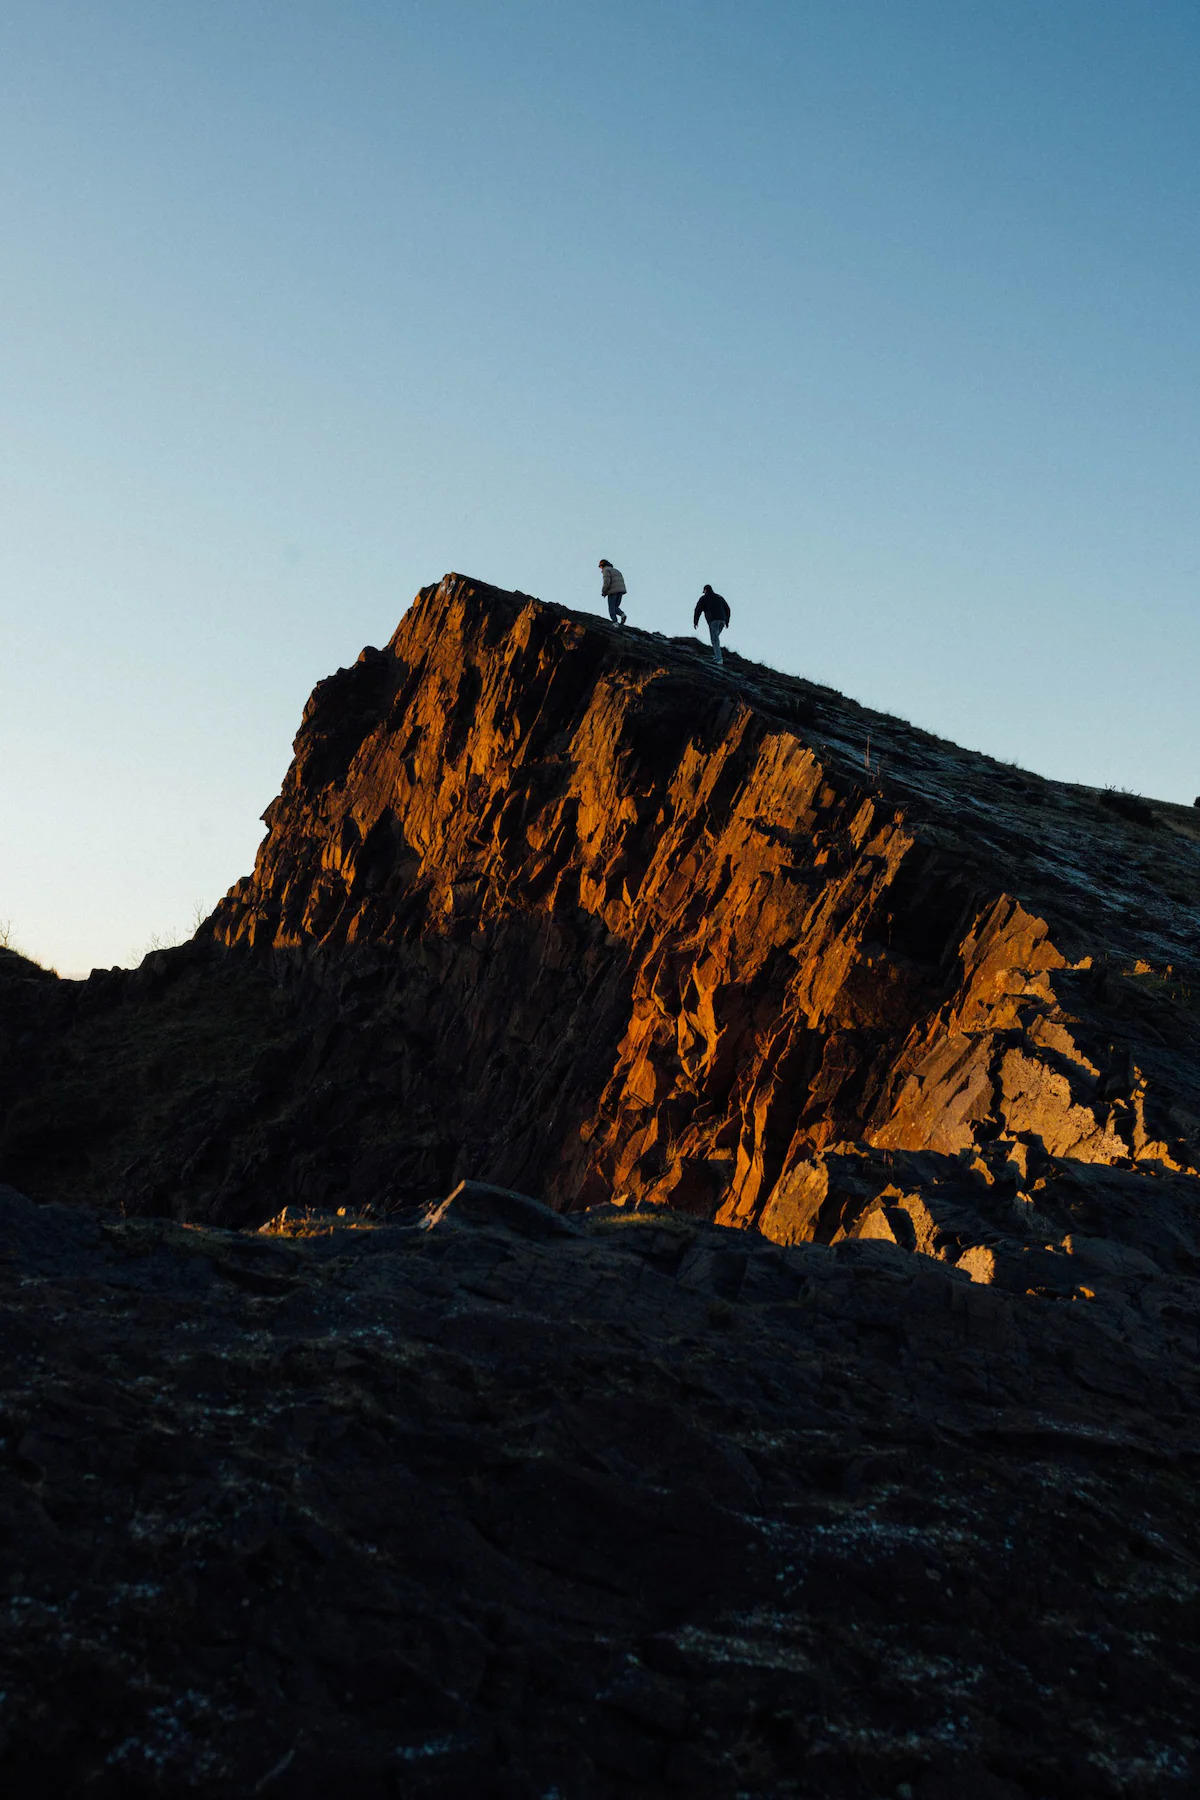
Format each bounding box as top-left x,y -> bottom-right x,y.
5,575 -> 1200,1796
8,575 -> 1200,1297
202,575 -> 1200,1268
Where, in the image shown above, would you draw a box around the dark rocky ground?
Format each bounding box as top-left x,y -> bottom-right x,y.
2,1178 -> 1197,1798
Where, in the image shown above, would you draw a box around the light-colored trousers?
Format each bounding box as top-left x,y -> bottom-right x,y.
708,619 -> 724,664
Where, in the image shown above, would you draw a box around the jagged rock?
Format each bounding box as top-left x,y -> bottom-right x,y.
206,576 -> 1200,1243
5,576 -> 1200,1793
7,575 -> 1200,1292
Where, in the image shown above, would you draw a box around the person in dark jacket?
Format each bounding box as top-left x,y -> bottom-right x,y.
598,559 -> 627,625
693,585 -> 731,664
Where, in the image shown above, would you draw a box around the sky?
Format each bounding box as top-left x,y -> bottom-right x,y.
2,0 -> 1198,974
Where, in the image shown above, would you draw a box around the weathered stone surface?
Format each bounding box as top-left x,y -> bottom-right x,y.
4,575 -> 1200,1794
7,574 -> 1200,1287
207,576 -> 1200,1242
1,1179 -> 1198,1797
423,1177 -> 584,1239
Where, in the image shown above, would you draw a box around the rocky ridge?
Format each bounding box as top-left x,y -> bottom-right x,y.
4,575 -> 1200,1794
7,576 -> 1200,1284
216,575 -> 1200,1276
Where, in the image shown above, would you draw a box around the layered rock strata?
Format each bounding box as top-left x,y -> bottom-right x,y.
5,574 -> 1200,1795
201,575 -> 1200,1268
7,573 -> 1200,1289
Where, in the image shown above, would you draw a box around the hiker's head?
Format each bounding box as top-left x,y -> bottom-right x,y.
598,559 -> 610,568
703,584 -> 713,594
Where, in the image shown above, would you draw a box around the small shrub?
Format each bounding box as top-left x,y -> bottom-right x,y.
1100,788 -> 1156,826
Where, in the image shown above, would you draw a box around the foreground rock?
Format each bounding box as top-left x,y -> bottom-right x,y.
1,1179 -> 1198,1798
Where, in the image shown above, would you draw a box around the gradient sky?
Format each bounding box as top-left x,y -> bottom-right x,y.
3,0 -> 1198,974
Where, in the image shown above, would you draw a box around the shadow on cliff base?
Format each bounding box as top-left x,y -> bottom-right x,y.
0,923 -> 637,1229
7,934 -> 1200,1320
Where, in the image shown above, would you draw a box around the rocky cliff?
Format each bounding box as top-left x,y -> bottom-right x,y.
10,576 -> 1200,1270
5,575 -> 1200,1795
206,573 -> 1200,1281
8,574 -> 1200,1285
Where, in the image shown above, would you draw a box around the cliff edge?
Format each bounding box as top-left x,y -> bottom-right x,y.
196,574 -> 1200,1297
4,577 -> 1200,1794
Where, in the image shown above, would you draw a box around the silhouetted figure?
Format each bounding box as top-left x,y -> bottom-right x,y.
598,559 -> 627,625
694,585 -> 731,664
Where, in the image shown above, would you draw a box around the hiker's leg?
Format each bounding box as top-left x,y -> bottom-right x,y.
709,620 -> 723,664
607,594 -> 623,624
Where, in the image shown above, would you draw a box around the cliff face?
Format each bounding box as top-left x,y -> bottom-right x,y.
7,577 -> 1200,1795
197,573 -> 1200,1284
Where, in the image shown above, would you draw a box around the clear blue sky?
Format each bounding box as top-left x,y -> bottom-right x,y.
3,1 -> 1198,973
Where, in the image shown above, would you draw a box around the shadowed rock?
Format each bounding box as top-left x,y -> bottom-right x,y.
1,1179 -> 1198,1795
423,1177 -> 584,1239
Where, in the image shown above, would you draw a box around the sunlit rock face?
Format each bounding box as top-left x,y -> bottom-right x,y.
203,573 -> 1200,1285
8,577 -> 1200,1795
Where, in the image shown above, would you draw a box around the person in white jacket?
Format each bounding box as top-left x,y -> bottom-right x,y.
598,559 -> 627,626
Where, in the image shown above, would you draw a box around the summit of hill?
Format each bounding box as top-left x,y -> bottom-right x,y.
3,575 -> 1200,1796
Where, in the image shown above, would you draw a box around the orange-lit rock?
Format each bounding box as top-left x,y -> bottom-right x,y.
6,576 -> 1200,1795
200,574 -> 1200,1279
7,573 -> 1200,1292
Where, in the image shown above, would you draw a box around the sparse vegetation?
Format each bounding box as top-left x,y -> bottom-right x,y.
139,931 -> 177,957
1100,787 -> 1157,826
132,900 -> 215,965
0,919 -> 46,969
258,1204 -> 377,1237
1122,961 -> 1198,1012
